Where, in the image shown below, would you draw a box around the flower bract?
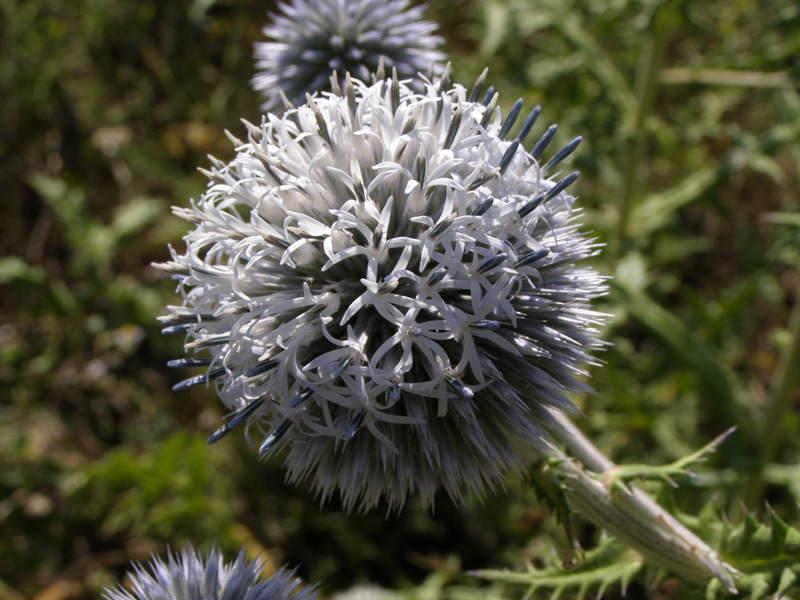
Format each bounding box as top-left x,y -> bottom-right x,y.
102,545 -> 316,600
158,67 -> 607,512
252,0 -> 444,112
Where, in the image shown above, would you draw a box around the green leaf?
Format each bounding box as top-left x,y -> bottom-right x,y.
27,173 -> 88,240
684,506 -> 800,599
546,7 -> 636,116
611,279 -> 750,433
629,164 -> 725,237
83,197 -> 162,266
763,212 -> 800,228
472,536 -> 645,599
0,256 -> 77,315
71,433 -> 235,541
109,197 -> 162,241
27,174 -> 162,271
480,0 -> 510,57
0,256 -> 46,285
605,428 -> 735,489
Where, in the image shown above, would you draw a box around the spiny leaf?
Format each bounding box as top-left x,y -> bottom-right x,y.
684,505 -> 800,599
471,536 -> 645,600
529,459 -> 580,552
604,428 -> 736,489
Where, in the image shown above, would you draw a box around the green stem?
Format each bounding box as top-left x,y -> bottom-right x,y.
549,411 -> 738,592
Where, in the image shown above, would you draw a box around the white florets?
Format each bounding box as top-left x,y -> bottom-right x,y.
158,70 -> 607,512
102,545 -> 316,600
252,0 -> 444,112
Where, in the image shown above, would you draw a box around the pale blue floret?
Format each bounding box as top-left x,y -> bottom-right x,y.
252,0 -> 445,112
157,69 -> 607,512
102,545 -> 317,600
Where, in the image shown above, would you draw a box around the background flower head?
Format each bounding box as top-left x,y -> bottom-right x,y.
252,0 -> 444,112
158,68 -> 607,512
103,545 -> 316,600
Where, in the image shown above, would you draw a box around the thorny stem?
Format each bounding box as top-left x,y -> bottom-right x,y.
549,410 -> 739,593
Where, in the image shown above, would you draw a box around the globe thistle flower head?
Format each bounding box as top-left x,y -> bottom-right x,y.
158,67 -> 607,512
252,0 -> 445,112
103,545 -> 316,600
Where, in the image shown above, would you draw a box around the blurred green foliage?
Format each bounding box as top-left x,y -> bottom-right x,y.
1,0 -> 798,598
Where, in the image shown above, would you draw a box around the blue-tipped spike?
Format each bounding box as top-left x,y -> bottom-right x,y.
470,197 -> 494,217
409,326 -> 423,337
443,106 -> 463,150
499,139 -> 520,174
466,168 -> 500,192
353,180 -> 367,204
445,375 -> 474,399
161,324 -> 192,335
289,387 -> 314,407
481,86 -> 495,106
431,213 -> 455,237
345,411 -> 366,440
259,419 -> 292,453
436,62 -> 452,95
480,93 -> 498,129
373,224 -> 384,249
473,320 -> 501,329
477,253 -> 508,274
243,359 -> 278,377
172,374 -> 206,391
427,268 -> 447,286
516,248 -> 550,267
518,105 -> 541,143
159,313 -> 218,325
167,358 -> 211,368
172,367 -> 226,391
518,193 -> 545,218
331,356 -> 351,379
469,68 -> 488,102
389,384 -> 402,404
413,148 -> 426,184
206,398 -> 265,445
544,171 -> 580,201
543,136 -> 582,172
499,99 -> 524,140
390,67 -> 400,115
530,124 -> 557,159
378,277 -> 398,294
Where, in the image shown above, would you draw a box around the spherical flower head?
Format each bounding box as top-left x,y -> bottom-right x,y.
252,0 -> 445,112
102,545 -> 317,600
157,67 -> 607,512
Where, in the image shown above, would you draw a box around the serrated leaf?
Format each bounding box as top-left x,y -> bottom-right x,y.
605,428 -> 735,489
473,536 -> 644,599
528,460 -> 579,550
692,507 -> 800,599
